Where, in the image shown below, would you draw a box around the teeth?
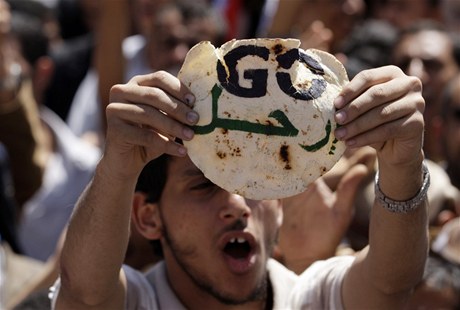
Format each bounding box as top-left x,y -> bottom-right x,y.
229,237 -> 246,243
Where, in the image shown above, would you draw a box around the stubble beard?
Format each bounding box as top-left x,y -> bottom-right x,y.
161,223 -> 271,305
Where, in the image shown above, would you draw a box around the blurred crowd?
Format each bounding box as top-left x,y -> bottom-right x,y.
0,0 -> 459,309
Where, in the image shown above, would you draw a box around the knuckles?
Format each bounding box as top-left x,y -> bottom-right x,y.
109,83 -> 127,102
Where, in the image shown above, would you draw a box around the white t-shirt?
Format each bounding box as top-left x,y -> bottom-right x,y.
122,256 -> 354,309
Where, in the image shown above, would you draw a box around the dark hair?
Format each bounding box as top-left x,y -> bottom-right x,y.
135,154 -> 172,257
10,12 -> 49,66
341,19 -> 398,79
135,155 -> 170,204
155,0 -> 227,46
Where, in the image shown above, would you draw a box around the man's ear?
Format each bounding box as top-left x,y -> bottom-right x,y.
33,56 -> 54,95
131,192 -> 163,240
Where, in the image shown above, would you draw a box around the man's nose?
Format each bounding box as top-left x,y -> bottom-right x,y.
406,58 -> 426,81
218,193 -> 251,221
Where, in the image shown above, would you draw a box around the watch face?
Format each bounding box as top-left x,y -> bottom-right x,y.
179,38 -> 348,199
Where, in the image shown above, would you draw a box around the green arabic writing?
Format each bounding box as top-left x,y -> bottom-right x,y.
192,84 -> 332,152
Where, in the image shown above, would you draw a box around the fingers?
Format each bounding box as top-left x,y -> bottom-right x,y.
334,65 -> 405,109
111,71 -> 198,125
109,71 -> 198,131
333,66 -> 425,148
107,118 -> 186,157
106,71 -> 199,158
132,71 -> 196,106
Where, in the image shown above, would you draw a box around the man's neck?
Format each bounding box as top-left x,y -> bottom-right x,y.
164,261 -> 272,310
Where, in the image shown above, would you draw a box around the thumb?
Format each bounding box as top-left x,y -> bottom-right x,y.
334,164 -> 369,216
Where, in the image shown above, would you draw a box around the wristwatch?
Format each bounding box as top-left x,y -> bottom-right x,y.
374,162 -> 430,213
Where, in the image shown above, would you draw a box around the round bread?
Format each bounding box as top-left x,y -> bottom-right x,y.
178,38 -> 348,200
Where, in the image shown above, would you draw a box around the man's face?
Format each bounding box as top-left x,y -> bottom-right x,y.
148,6 -> 219,75
157,156 -> 282,305
392,30 -> 459,116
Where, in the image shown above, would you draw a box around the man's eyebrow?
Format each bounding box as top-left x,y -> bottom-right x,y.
182,168 -> 205,177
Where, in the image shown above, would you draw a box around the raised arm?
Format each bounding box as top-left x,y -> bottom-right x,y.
55,72 -> 198,308
335,66 -> 428,309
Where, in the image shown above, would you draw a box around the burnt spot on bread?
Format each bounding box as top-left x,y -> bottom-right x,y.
328,138 -> 339,155
221,128 -> 228,135
296,81 -> 312,90
279,144 -> 292,170
272,43 -> 285,55
231,147 -> 242,157
217,151 -> 227,159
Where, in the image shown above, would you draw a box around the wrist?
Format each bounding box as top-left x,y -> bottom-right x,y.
377,153 -> 425,201
375,160 -> 430,213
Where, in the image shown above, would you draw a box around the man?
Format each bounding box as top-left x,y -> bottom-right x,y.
67,0 -> 224,148
391,20 -> 459,162
0,1 -> 101,261
52,63 -> 428,309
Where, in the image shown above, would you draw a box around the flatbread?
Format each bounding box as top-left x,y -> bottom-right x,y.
178,38 -> 348,200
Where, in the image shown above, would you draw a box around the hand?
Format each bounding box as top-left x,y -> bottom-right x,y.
104,71 -> 199,179
277,163 -> 368,274
334,66 -> 425,167
333,65 -> 425,199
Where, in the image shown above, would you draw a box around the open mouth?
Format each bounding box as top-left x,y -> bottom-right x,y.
224,237 -> 252,260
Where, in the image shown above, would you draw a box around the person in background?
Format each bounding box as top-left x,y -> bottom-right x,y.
66,0 -> 226,148
0,0 -> 100,262
391,20 -> 460,163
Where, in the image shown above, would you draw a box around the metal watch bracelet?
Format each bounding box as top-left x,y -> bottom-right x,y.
374,162 -> 430,213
